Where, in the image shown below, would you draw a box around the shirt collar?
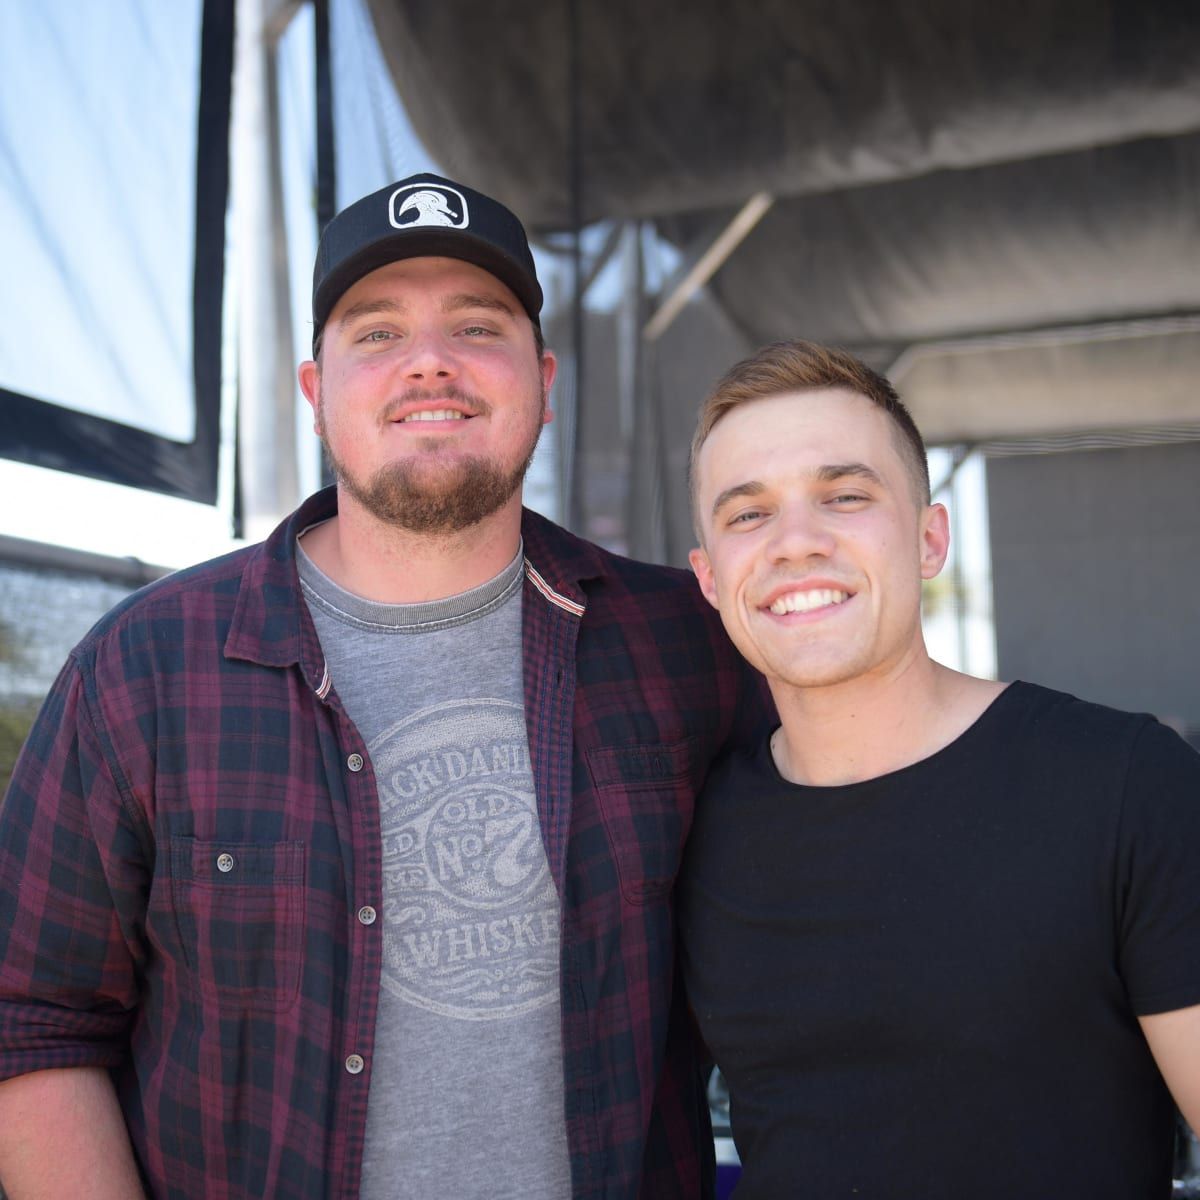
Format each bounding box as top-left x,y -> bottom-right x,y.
517,505 -> 606,615
224,488 -> 339,685
223,488 -> 609,678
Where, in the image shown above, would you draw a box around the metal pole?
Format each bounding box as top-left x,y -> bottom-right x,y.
566,0 -> 584,532
231,0 -> 302,540
313,0 -> 336,234
643,192 -> 774,341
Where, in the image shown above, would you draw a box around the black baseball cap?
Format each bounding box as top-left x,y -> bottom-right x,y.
311,172 -> 543,353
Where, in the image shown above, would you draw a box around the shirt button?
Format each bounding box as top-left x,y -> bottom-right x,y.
347,753 -> 364,772
216,853 -> 235,873
345,1054 -> 365,1075
357,905 -> 377,926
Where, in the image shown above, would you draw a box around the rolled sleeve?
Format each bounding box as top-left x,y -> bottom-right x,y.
0,658 -> 145,1080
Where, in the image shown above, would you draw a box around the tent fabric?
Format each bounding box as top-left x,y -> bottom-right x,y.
364,0 -> 1200,228
363,0 -> 1200,463
662,134 -> 1200,353
893,325 -> 1200,443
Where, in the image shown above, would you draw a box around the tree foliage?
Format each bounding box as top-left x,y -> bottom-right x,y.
0,702 -> 37,798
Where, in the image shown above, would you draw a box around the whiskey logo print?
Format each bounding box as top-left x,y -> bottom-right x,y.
370,698 -> 558,1019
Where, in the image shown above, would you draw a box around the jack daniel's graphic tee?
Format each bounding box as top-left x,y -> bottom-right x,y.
299,537 -> 570,1200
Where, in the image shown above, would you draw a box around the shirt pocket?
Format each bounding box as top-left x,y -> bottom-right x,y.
168,836 -> 306,1012
585,738 -> 701,905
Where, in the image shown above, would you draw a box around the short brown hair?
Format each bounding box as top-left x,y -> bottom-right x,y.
689,339 -> 930,531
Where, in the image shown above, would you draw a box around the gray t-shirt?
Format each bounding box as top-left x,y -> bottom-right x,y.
299,535 -> 571,1200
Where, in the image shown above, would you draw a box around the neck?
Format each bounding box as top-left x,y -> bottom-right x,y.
301,488 -> 524,603
769,649 -> 1006,787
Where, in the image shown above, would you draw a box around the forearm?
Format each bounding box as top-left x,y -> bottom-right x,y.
0,1067 -> 147,1200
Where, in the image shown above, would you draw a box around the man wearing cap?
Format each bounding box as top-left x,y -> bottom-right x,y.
0,175 -> 765,1200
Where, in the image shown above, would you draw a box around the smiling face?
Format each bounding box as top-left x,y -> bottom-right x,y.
688,388 -> 949,694
298,256 -> 556,535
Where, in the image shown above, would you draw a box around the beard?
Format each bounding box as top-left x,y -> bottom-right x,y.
319,383 -> 545,535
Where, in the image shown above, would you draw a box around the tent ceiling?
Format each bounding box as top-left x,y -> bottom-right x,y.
363,0 -> 1200,443
366,0 -> 1200,227
663,132 -> 1200,351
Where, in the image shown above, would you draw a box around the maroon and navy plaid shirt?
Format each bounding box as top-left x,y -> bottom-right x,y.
0,488 -> 768,1200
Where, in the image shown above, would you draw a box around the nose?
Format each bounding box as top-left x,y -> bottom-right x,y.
765,502 -> 836,565
402,327 -> 457,384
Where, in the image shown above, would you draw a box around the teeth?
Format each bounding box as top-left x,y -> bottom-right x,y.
769,588 -> 849,615
401,410 -> 465,422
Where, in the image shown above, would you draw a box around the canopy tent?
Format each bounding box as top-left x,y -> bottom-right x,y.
356,0 -> 1200,734
2,0 -> 1198,524
365,0 -> 1200,447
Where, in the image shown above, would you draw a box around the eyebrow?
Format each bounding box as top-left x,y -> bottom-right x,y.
335,297 -> 403,328
440,292 -> 517,319
710,481 -> 766,519
709,463 -> 886,518
816,462 -> 885,487
334,291 -> 518,330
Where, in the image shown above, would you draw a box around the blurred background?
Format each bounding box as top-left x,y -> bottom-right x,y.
1,0 -> 1198,780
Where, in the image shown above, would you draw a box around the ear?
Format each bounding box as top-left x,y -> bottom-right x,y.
919,502 -> 951,580
540,349 -> 558,425
688,546 -> 720,610
298,360 -> 321,433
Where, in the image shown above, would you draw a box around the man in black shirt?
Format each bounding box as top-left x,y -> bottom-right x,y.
681,338 -> 1200,1199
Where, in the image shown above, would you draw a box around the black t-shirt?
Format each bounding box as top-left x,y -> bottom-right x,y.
679,682 -> 1200,1199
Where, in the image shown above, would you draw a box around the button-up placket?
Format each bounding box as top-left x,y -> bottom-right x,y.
303,636 -> 387,1200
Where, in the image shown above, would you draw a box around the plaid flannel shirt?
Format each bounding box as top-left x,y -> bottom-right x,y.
0,488 -> 767,1200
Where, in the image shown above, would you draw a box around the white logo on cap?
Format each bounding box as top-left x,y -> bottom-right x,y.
388,183 -> 469,230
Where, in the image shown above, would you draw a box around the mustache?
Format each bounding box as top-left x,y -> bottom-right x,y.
379,386 -> 492,425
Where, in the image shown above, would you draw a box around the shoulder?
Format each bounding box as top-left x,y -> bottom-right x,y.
993,681 -> 1158,753
69,543 -> 263,666
520,512 -> 769,732
691,736 -> 776,833
521,507 -> 716,618
988,681 -> 1200,799
593,548 -> 705,610
683,735 -> 776,885
704,734 -> 770,791
73,488 -> 331,665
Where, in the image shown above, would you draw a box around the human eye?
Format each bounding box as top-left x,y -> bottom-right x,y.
358,328 -> 395,345
457,322 -> 499,338
827,491 -> 870,508
727,507 -> 768,527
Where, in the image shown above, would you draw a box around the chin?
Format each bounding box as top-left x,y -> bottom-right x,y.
763,653 -> 870,691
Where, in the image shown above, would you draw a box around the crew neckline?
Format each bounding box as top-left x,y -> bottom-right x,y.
759,680 -> 1024,793
296,535 -> 525,633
